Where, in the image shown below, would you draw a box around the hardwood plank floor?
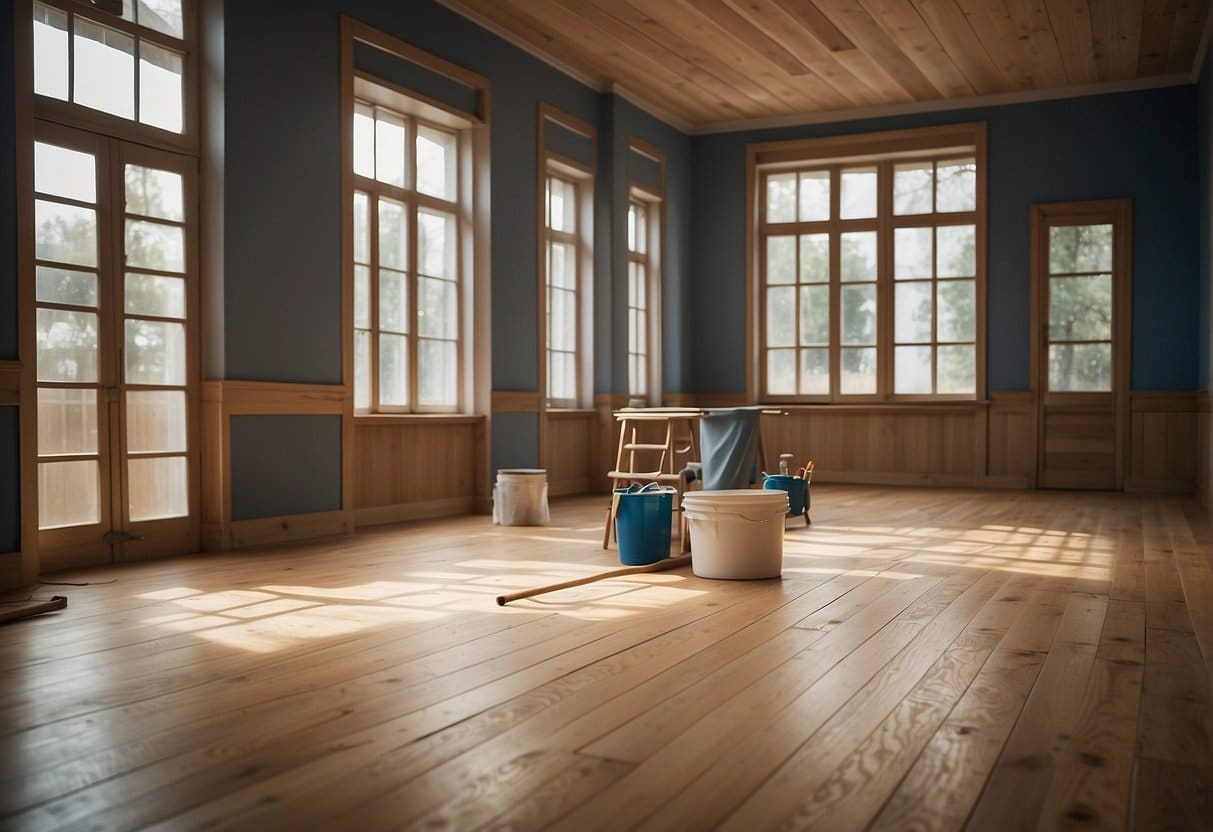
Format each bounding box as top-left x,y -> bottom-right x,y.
1,486 -> 1210,830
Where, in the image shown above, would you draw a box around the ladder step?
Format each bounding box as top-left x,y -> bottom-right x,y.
623,443 -> 668,451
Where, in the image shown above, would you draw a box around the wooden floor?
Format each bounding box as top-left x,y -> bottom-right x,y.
1,486 -> 1211,831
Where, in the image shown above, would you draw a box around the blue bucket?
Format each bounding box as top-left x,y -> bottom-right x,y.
762,474 -> 808,516
615,484 -> 675,566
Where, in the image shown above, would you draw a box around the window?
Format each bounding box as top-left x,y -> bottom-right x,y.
753,124 -> 985,401
33,0 -> 188,135
544,174 -> 580,407
627,197 -> 651,400
352,97 -> 463,413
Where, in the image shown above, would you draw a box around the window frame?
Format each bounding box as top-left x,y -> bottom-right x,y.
29,0 -> 198,155
747,123 -> 987,405
627,138 -> 665,406
537,104 -> 595,412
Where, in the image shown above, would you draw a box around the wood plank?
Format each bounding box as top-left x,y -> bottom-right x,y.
1089,0 -> 1146,80
1043,0 -> 1101,83
1167,0 -> 1209,73
906,0 -> 1014,94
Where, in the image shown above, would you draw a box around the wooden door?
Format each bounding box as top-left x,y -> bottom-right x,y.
32,121 -> 199,568
1033,200 -> 1131,490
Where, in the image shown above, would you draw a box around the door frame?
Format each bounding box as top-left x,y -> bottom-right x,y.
1030,198 -> 1132,490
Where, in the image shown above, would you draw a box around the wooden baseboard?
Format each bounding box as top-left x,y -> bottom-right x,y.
1124,478 -> 1198,494
812,471 -> 979,488
984,475 -> 1034,489
230,509 -> 352,548
354,497 -> 476,527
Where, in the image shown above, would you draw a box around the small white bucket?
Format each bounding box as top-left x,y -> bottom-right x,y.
493,469 -> 550,526
683,490 -> 789,579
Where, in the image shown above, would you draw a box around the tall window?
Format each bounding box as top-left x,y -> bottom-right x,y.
352,99 -> 463,413
627,197 -> 652,401
33,0 -> 187,136
755,124 -> 984,401
544,174 -> 579,407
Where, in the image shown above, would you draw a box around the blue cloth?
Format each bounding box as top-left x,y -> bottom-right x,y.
698,407 -> 763,490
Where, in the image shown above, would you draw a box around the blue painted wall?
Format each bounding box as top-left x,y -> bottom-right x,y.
1200,48 -> 1212,392
689,86 -> 1200,394
229,415 -> 343,521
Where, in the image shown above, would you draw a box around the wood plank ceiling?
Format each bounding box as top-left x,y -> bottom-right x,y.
443,0 -> 1211,129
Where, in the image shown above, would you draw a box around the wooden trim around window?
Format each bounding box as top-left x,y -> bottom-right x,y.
627,137 -> 665,406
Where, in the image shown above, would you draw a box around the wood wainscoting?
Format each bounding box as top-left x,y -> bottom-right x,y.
545,410 -> 596,496
354,416 -> 487,526
1127,391 -> 1200,493
987,391 -> 1036,488
1200,390 -> 1212,512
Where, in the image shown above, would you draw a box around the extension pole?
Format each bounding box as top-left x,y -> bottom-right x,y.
496,555 -> 692,606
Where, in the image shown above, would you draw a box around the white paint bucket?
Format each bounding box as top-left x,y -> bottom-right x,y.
682,490 -> 789,579
493,469 -> 550,526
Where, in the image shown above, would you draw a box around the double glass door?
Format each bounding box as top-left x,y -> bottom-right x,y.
33,121 -> 198,566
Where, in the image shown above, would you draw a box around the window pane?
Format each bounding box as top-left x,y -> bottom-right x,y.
1049,275 -> 1112,341
126,390 -> 186,453
379,334 -> 408,406
840,347 -> 876,394
936,225 -> 976,278
353,104 -> 375,178
767,349 -> 795,395
125,165 -> 184,221
37,266 -> 97,308
137,0 -> 185,39
840,167 -> 876,219
126,220 -> 184,272
418,339 -> 457,407
937,280 -> 976,342
125,319 -> 185,385
33,2 -> 69,100
550,241 -> 575,289
378,199 -> 407,269
417,125 -> 457,200
629,202 -> 647,254
938,345 -> 976,394
840,231 -> 876,282
39,460 -> 100,529
766,172 -> 795,223
936,159 -> 976,212
630,353 -> 648,398
894,227 -> 932,279
895,346 -> 932,394
799,234 -> 829,283
799,284 -> 828,345
354,330 -> 371,410
893,162 -> 932,215
895,282 -> 932,343
549,351 -> 576,404
1048,343 -> 1111,392
798,171 -> 829,221
799,348 -> 829,395
139,42 -> 184,133
766,235 -> 795,284
841,284 -> 876,345
36,142 -> 95,203
125,273 -> 185,318
548,177 -> 575,232
38,388 -> 98,456
629,308 -> 647,354
37,308 -> 98,382
418,210 -> 455,278
74,18 -> 135,120
354,265 -> 371,329
1049,224 -> 1112,274
419,276 -> 457,339
766,287 -> 795,347
128,456 -> 188,521
548,287 -> 576,351
353,191 -> 370,262
379,270 -> 408,333
375,111 -> 407,188
36,200 -> 97,267
629,262 -> 646,310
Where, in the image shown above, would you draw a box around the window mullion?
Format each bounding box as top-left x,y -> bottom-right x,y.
829,166 -> 840,401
